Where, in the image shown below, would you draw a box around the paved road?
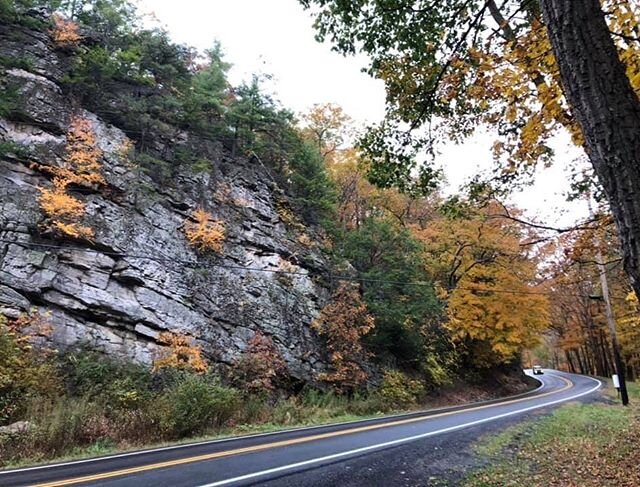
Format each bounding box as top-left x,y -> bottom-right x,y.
0,370 -> 600,487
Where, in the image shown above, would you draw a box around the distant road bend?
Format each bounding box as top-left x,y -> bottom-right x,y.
1,370 -> 600,487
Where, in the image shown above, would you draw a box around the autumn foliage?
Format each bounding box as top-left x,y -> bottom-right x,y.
51,14 -> 81,47
184,208 -> 225,253
0,311 -> 56,424
546,220 -> 640,380
153,332 -> 208,374
231,332 -> 288,394
312,282 -> 374,393
417,204 -> 549,367
38,116 -> 105,240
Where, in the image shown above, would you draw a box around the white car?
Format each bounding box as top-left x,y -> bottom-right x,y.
532,365 -> 544,375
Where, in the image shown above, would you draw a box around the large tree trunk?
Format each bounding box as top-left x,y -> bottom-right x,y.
539,0 -> 640,299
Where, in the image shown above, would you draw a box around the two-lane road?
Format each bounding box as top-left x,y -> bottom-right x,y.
1,370 -> 601,487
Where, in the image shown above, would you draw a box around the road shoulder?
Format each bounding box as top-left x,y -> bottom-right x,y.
462,380 -> 640,487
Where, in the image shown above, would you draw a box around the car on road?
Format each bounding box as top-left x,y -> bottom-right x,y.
532,365 -> 544,375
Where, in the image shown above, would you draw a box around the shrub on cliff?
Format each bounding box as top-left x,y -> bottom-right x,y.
183,209 -> 226,255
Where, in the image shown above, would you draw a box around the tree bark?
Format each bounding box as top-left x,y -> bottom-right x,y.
540,0 -> 640,300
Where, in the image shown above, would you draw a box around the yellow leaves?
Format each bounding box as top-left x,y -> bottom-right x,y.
67,129 -> 103,176
51,221 -> 95,240
153,332 -> 208,374
297,233 -> 313,247
51,14 -> 81,47
38,188 -> 85,220
605,0 -> 640,97
8,309 -> 53,339
379,370 -> 424,407
275,198 -> 305,230
416,203 -> 549,367
328,147 -> 435,229
625,291 -> 638,306
184,208 -> 225,253
36,116 -> 104,240
300,103 -> 352,163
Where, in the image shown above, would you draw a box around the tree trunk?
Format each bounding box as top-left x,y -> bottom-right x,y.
540,0 -> 640,299
565,350 -> 576,373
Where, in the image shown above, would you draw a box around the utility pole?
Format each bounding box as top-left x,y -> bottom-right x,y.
589,200 -> 629,405
595,245 -> 629,405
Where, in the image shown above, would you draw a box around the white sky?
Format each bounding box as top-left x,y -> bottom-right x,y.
137,0 -> 589,227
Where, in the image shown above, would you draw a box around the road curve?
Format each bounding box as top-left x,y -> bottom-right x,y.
0,370 -> 600,487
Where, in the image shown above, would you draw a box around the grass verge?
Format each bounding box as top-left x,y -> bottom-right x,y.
464,379 -> 640,487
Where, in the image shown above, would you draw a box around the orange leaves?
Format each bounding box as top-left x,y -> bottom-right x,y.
51,14 -> 81,47
184,208 -> 225,253
38,187 -> 86,220
312,282 -> 374,392
153,332 -> 208,374
64,118 -> 104,185
37,116 -> 105,240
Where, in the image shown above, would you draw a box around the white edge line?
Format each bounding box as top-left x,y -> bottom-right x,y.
0,371 -> 544,475
199,375 -> 602,487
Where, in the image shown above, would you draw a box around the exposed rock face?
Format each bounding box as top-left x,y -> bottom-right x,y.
0,20 -> 330,381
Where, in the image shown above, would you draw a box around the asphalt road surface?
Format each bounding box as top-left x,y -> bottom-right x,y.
0,370 -> 601,487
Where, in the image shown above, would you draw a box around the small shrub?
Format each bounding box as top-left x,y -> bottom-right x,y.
158,374 -> 240,438
192,158 -> 211,173
0,140 -> 30,158
421,354 -> 452,387
276,259 -> 297,287
117,138 -> 135,166
153,332 -> 208,374
231,332 -> 288,395
39,186 -> 87,220
0,312 -> 60,425
379,370 -> 425,408
297,233 -> 313,247
62,349 -> 152,407
184,208 -> 225,253
51,14 -> 81,47
36,116 -> 105,240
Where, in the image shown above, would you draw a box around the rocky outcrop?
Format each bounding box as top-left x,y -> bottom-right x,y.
0,20 -> 331,381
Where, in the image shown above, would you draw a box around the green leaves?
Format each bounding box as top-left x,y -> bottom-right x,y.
359,122 -> 441,196
335,218 -> 443,366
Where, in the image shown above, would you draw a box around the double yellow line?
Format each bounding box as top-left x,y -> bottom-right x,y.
32,376 -> 572,487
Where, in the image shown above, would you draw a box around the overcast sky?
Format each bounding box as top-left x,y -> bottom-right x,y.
137,0 -> 589,227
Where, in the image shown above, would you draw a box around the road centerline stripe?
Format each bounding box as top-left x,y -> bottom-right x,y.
29,374 -> 577,487
199,375 -> 602,487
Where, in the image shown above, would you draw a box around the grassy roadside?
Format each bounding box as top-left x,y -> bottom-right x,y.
464,380 -> 640,487
0,375 -> 536,470
1,411 -> 383,470
0,395 -> 386,469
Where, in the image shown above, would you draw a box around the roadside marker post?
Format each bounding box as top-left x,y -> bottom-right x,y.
612,374 -> 620,397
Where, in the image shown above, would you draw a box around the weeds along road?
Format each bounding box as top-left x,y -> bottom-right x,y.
1,371 -> 600,487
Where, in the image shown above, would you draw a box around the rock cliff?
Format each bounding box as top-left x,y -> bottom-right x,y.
0,16 -> 331,381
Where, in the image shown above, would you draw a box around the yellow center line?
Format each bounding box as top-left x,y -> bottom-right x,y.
32,375 -> 573,487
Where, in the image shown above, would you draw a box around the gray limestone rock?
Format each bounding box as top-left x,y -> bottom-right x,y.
0,20 -> 332,383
